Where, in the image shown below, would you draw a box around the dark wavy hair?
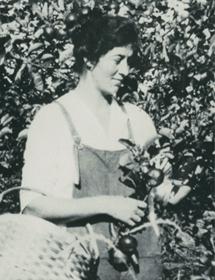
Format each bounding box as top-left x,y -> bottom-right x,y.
72,14 -> 139,73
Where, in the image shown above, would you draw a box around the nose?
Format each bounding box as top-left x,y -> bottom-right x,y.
119,59 -> 130,77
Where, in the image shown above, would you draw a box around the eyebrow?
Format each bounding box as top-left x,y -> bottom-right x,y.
113,54 -> 133,58
113,54 -> 124,58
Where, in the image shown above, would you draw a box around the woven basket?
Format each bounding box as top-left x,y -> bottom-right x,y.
0,214 -> 99,280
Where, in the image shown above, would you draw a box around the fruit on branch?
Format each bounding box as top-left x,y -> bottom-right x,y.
109,3 -> 120,13
55,28 -> 67,40
43,26 -> 55,40
118,235 -> 137,255
108,247 -> 128,271
81,6 -> 91,16
146,168 -> 164,187
65,13 -> 77,29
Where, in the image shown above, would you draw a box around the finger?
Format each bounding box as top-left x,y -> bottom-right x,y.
165,152 -> 174,159
131,214 -> 142,223
135,208 -> 145,217
152,154 -> 163,163
164,168 -> 172,177
159,152 -> 174,159
159,157 -> 169,170
155,161 -> 161,169
168,185 -> 191,205
127,220 -> 135,227
137,200 -> 146,209
163,162 -> 172,174
172,179 -> 183,186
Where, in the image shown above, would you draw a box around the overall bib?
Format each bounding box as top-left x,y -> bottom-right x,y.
57,102 -> 162,280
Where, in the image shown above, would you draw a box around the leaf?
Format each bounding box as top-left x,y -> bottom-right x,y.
17,128 -> 28,140
162,40 -> 170,62
176,231 -> 195,247
59,44 -> 74,63
128,0 -> 146,8
32,72 -> 44,91
119,138 -> 135,149
15,63 -> 27,82
28,42 -> 44,54
0,127 -> 12,138
175,120 -> 189,135
163,262 -> 185,270
0,50 -> 5,65
0,115 -> 13,127
159,127 -> 174,140
203,28 -> 211,40
4,39 -> 13,54
186,85 -> 193,93
41,53 -> 54,61
51,2 -> 61,12
48,3 -> 54,17
58,0 -> 64,10
208,34 -> 215,56
6,21 -> 20,33
0,114 -> 10,125
32,3 -> 41,15
10,33 -> 26,44
119,173 -> 137,189
203,211 -> 215,221
41,2 -> 48,18
33,27 -> 44,39
160,112 -> 171,123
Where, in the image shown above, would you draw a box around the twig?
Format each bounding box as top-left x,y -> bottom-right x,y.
86,223 -> 99,259
161,15 -> 187,38
123,218 -> 184,236
81,233 -> 115,250
177,269 -> 181,280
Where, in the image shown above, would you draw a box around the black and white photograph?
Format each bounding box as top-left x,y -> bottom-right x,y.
0,0 -> 214,279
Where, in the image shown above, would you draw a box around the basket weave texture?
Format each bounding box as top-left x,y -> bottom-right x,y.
0,214 -> 99,280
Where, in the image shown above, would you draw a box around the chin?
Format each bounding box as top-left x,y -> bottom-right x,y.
102,87 -> 118,99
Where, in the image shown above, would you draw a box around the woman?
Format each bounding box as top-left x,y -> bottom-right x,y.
20,14 -> 181,280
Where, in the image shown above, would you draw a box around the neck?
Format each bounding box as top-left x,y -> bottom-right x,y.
74,71 -> 114,133
75,71 -> 113,112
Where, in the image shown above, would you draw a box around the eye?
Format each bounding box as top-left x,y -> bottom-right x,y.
113,56 -> 123,64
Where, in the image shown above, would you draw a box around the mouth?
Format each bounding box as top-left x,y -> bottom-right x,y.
113,79 -> 122,86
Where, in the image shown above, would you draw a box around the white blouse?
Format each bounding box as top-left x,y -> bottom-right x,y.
20,92 -> 157,211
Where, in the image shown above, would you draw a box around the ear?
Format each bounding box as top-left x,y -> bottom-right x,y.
83,58 -> 94,70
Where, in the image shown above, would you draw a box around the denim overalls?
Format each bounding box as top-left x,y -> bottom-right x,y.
57,102 -> 162,280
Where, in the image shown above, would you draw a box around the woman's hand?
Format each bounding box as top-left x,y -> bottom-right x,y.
168,180 -> 191,205
153,178 -> 174,205
150,146 -> 173,177
104,196 -> 146,227
153,178 -> 191,205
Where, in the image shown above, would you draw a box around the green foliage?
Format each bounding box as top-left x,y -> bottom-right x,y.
0,0 -> 214,278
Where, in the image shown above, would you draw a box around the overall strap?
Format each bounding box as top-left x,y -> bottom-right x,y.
55,100 -> 135,145
54,101 -> 82,146
121,104 -> 135,144
54,100 -> 81,185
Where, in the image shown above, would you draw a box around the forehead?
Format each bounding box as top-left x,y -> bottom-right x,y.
104,44 -> 134,58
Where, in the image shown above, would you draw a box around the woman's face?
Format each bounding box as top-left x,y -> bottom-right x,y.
90,44 -> 133,98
